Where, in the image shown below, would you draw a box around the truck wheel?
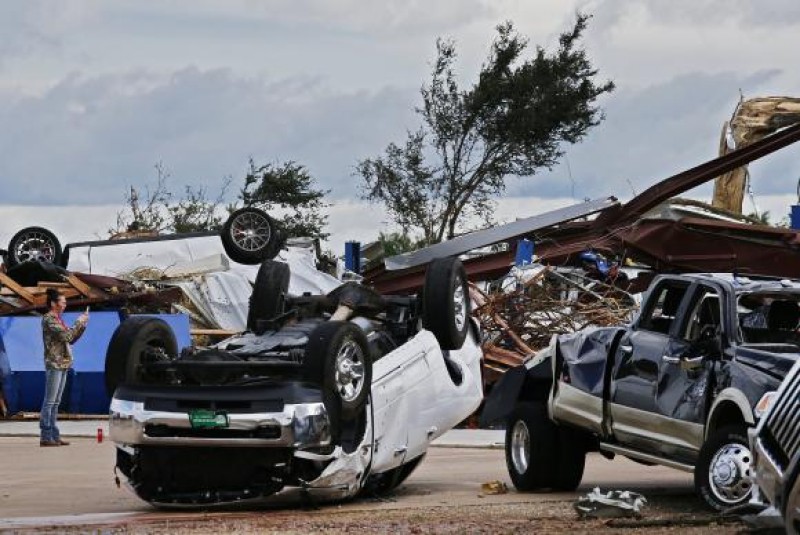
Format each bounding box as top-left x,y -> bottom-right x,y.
247,260 -> 290,333
221,207 -> 283,265
305,322 -> 373,426
553,426 -> 586,491
105,317 -> 177,397
694,425 -> 754,510
422,257 -> 470,350
505,402 -> 557,490
6,226 -> 63,268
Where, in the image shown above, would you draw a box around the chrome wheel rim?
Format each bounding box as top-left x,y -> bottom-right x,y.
14,231 -> 57,263
230,211 -> 271,252
334,339 -> 365,403
510,419 -> 530,475
708,442 -> 753,505
452,276 -> 467,332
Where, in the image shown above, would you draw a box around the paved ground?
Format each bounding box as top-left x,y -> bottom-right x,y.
0,425 -> 743,534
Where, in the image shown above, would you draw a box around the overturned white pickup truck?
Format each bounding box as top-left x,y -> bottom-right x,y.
106,256 -> 483,506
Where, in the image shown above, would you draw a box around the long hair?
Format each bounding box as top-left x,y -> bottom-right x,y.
45,288 -> 61,310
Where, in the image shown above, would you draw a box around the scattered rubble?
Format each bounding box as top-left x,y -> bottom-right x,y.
574,488 -> 647,519
472,264 -> 638,384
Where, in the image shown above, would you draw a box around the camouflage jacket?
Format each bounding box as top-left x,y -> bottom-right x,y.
42,312 -> 87,370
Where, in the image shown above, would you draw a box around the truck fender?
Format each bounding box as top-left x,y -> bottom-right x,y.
479,346 -> 555,426
705,388 -> 755,439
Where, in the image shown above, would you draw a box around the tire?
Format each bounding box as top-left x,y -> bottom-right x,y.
105,317 -> 177,397
6,226 -> 63,268
505,402 -> 558,491
554,426 -> 586,491
304,322 -> 373,425
422,257 -> 470,350
221,207 -> 283,265
694,425 -> 754,511
247,260 -> 290,333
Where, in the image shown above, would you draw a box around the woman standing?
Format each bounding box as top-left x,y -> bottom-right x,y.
40,289 -> 89,447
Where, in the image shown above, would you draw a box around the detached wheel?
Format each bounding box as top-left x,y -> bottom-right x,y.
305,322 -> 373,426
105,317 -> 177,397
6,226 -> 63,268
422,257 -> 470,350
505,401 -> 557,490
221,207 -> 282,264
694,425 -> 754,510
247,260 -> 290,332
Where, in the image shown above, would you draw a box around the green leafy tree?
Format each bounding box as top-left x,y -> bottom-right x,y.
169,181 -> 230,233
357,15 -> 614,245
239,159 -> 330,240
378,231 -> 425,257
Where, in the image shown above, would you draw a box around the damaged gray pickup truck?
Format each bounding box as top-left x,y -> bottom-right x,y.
481,273 -> 800,510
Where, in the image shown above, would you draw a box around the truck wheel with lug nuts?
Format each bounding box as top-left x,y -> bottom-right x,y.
694,425 -> 754,510
422,256 -> 471,350
505,401 -> 557,490
221,207 -> 283,264
6,226 -> 63,268
304,321 -> 373,431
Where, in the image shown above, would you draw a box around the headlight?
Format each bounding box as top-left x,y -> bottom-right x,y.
754,391 -> 778,419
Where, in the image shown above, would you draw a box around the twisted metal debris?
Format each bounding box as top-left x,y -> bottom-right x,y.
471,266 -> 639,384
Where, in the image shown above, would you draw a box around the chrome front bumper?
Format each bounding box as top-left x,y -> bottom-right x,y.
752,429 -> 785,507
109,397 -> 331,448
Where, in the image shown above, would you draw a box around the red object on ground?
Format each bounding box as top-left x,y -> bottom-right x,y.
97,427 -> 103,443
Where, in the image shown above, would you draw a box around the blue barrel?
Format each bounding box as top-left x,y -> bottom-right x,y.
791,205 -> 800,230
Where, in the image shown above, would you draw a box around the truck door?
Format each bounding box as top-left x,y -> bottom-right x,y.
609,279 -> 691,448
654,284 -> 721,453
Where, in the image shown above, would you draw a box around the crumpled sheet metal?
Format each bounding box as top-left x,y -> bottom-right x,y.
574,487 -> 647,518
555,327 -> 626,397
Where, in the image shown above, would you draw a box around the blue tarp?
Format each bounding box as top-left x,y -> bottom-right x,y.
1,312 -> 192,414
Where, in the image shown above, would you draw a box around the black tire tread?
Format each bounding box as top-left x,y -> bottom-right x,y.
422,257 -> 470,350
304,321 -> 373,425
7,226 -> 63,268
105,317 -> 177,397
247,260 -> 290,332
694,424 -> 752,511
505,401 -> 558,491
221,207 -> 283,265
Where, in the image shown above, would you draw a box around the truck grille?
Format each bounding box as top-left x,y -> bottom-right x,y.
764,370 -> 800,470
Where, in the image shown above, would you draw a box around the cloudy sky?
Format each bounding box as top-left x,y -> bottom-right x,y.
1,0 -> 799,253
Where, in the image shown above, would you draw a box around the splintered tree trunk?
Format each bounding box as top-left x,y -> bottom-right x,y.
711,122 -> 747,213
711,97 -> 800,214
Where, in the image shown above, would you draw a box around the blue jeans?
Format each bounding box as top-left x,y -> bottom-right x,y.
40,368 -> 68,442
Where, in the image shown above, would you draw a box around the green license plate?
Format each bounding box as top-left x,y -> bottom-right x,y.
188,409 -> 229,429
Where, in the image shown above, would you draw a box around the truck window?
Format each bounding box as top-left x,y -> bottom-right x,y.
739,293 -> 800,345
682,288 -> 721,343
638,282 -> 689,335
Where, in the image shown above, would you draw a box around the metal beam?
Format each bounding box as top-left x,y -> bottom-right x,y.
383,197 -> 618,271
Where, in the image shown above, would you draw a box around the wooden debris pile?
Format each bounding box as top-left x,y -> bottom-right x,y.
0,262 -> 180,316
472,267 -> 639,386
